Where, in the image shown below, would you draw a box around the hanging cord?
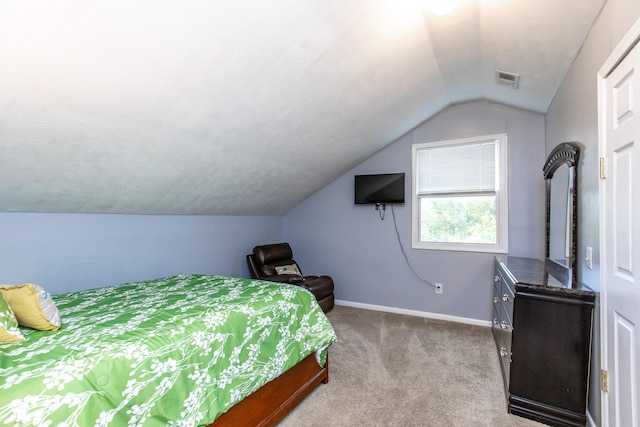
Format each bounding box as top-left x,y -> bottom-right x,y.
390,205 -> 436,289
375,203 -> 386,220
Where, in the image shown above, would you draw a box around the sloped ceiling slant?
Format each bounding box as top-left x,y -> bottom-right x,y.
0,0 -> 605,215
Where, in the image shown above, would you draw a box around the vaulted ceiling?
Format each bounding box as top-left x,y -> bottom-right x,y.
0,0 -> 606,215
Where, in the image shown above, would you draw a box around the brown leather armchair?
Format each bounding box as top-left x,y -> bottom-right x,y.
247,242 -> 334,313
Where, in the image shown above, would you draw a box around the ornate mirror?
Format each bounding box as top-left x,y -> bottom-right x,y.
543,142 -> 580,287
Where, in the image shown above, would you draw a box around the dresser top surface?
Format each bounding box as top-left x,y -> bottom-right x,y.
495,256 -> 595,299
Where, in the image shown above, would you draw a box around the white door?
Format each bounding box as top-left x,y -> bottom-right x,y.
602,40 -> 640,427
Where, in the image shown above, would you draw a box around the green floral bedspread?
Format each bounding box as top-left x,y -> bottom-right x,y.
0,275 -> 336,427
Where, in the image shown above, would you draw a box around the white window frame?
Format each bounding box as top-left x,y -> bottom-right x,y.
411,133 -> 509,253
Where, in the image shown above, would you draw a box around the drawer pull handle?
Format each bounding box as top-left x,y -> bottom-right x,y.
500,321 -> 511,331
493,297 -> 500,304
500,347 -> 509,358
502,293 -> 511,302
494,275 -> 500,283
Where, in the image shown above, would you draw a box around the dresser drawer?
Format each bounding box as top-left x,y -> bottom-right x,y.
500,283 -> 514,325
493,273 -> 502,296
492,305 -> 502,344
493,280 -> 502,311
500,304 -> 513,354
492,305 -> 512,390
496,266 -> 515,325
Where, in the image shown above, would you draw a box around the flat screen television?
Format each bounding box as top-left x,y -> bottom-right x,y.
354,173 -> 405,205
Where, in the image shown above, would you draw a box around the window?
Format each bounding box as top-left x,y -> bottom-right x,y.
412,134 -> 508,253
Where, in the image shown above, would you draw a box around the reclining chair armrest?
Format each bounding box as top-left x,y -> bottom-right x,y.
301,275 -> 335,294
300,275 -> 335,313
259,274 -> 305,284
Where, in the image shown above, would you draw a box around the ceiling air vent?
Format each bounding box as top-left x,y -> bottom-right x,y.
496,70 -> 520,89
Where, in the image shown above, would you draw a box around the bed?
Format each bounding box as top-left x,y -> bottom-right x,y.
0,274 -> 336,426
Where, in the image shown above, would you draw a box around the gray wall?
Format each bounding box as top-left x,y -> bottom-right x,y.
545,0 -> 640,424
0,213 -> 281,294
284,101 -> 545,322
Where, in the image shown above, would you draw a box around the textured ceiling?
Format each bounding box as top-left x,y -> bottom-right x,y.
0,0 -> 606,215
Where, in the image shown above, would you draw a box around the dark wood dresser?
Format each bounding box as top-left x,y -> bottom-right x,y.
492,256 -> 595,426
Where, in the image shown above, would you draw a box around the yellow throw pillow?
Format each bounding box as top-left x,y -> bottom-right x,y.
0,284 -> 61,331
0,292 -> 25,342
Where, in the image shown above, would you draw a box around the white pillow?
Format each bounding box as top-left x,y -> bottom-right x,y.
275,263 -> 302,276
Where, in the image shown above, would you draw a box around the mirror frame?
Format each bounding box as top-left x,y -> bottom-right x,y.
543,142 -> 580,287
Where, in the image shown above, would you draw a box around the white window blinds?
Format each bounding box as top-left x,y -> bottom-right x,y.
416,140 -> 497,195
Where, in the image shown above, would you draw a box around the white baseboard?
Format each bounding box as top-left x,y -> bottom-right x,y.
335,299 -> 492,328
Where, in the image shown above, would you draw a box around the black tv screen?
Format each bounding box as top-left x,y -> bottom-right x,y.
354,173 -> 405,205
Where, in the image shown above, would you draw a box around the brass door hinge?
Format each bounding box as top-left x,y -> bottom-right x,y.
600,158 -> 607,179
601,369 -> 609,392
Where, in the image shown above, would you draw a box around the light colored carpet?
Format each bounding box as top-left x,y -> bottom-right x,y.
279,305 -> 543,427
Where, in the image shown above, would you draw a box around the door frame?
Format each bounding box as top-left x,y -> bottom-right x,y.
597,16 -> 640,427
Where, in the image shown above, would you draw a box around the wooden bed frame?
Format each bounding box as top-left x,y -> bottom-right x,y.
210,353 -> 329,427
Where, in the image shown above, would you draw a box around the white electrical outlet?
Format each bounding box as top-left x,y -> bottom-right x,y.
585,246 -> 593,269
435,283 -> 443,294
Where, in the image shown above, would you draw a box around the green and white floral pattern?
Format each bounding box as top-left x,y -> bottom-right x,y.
0,293 -> 24,342
0,275 -> 336,427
